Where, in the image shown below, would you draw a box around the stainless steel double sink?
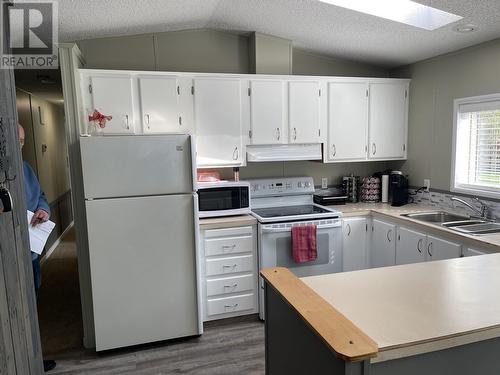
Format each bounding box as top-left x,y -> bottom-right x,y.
401,211 -> 500,235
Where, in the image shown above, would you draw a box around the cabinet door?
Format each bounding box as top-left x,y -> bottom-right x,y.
371,219 -> 396,268
194,78 -> 245,167
90,75 -> 135,134
464,248 -> 487,257
288,81 -> 320,144
368,82 -> 407,159
342,217 -> 368,271
327,82 -> 368,161
249,80 -> 285,145
139,76 -> 180,133
396,227 -> 426,265
426,235 -> 461,261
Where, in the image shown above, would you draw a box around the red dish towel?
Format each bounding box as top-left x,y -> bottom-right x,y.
291,225 -> 317,264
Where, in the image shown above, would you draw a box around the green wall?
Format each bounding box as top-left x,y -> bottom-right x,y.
392,38 -> 500,192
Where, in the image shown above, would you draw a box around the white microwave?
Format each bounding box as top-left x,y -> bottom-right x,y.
197,181 -> 250,218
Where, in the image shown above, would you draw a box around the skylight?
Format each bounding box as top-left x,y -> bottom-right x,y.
318,0 -> 463,30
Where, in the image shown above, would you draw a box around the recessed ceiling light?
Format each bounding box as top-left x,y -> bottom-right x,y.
453,24 -> 478,33
318,0 -> 463,30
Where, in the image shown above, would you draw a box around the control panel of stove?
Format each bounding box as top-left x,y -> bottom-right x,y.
248,177 -> 315,197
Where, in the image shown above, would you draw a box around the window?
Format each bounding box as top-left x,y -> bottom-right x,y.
452,94 -> 500,198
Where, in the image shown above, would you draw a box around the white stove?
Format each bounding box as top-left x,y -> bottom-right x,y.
247,177 -> 343,319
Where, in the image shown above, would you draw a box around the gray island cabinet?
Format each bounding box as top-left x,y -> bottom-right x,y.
261,254 -> 500,375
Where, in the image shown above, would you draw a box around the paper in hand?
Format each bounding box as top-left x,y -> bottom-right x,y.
27,210 -> 56,255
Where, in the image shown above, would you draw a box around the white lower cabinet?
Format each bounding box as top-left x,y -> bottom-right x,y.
426,235 -> 462,261
396,227 -> 426,265
200,225 -> 258,321
464,248 -> 488,257
371,219 -> 396,268
342,217 -> 370,271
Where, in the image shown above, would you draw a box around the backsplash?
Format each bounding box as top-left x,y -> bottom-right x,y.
411,189 -> 500,220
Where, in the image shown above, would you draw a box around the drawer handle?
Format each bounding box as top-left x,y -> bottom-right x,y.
276,127 -> 281,141
332,144 -> 336,157
125,115 -> 130,130
224,303 -> 239,309
224,283 -> 238,289
427,242 -> 433,257
223,264 -> 237,270
293,127 -> 297,141
222,244 -> 236,251
372,143 -> 376,155
387,229 -> 393,242
346,223 -> 351,236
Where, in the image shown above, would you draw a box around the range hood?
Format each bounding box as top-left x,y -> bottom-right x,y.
246,144 -> 322,162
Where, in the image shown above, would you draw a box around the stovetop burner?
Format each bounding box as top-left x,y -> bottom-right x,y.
252,204 -> 334,219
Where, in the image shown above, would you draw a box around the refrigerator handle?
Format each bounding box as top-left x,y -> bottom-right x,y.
190,135 -> 198,191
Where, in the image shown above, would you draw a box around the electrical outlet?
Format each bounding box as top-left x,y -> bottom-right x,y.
424,179 -> 431,192
321,177 -> 328,189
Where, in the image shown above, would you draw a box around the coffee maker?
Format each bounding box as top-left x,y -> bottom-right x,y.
390,171 -> 409,207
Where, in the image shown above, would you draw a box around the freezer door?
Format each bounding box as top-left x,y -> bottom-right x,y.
80,134 -> 194,199
86,194 -> 200,350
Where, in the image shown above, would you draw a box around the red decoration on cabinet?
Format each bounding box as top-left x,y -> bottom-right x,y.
88,110 -> 113,128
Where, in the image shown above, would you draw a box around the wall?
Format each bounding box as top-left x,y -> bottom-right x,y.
293,48 -> 388,77
76,29 -> 396,185
391,38 -> 500,193
78,29 -> 249,73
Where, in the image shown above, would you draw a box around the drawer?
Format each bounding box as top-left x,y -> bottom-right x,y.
204,235 -> 253,257
204,226 -> 253,239
205,255 -> 253,277
206,293 -> 255,316
206,274 -> 254,297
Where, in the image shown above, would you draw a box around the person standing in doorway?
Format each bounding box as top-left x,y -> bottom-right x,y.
19,124 -> 56,373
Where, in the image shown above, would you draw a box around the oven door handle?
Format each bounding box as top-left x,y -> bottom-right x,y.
261,222 -> 341,233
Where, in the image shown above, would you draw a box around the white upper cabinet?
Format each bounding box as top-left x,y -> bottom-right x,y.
249,80 -> 286,145
368,82 -> 408,160
139,76 -> 180,133
288,81 -> 321,144
326,81 -> 368,161
193,78 -> 247,167
89,75 -> 135,134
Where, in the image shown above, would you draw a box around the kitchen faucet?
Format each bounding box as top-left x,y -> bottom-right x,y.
450,196 -> 492,220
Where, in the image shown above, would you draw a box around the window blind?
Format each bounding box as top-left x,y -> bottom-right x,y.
455,103 -> 500,192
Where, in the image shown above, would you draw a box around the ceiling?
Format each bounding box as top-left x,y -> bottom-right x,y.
57,0 -> 500,68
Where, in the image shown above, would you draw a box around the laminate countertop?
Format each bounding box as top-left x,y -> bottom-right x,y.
301,252 -> 500,362
199,214 -> 257,230
334,202 -> 500,252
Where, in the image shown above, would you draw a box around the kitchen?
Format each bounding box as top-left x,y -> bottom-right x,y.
2,1 -> 500,374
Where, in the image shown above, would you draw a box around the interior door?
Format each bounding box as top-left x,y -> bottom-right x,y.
249,80 -> 285,145
371,219 -> 396,268
90,75 -> 135,134
86,194 -> 199,350
194,78 -> 245,167
288,81 -> 320,144
327,82 -> 368,161
368,82 -> 407,159
396,227 -> 426,265
139,76 -> 180,133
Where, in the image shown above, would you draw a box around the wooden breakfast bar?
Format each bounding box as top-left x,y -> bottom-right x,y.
261,253 -> 500,375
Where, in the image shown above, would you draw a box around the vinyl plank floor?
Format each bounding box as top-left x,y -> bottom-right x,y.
39,229 -> 265,374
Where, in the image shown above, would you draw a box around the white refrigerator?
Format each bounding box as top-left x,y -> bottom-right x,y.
80,134 -> 202,351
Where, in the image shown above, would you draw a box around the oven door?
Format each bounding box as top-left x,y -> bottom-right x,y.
257,218 -> 342,319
